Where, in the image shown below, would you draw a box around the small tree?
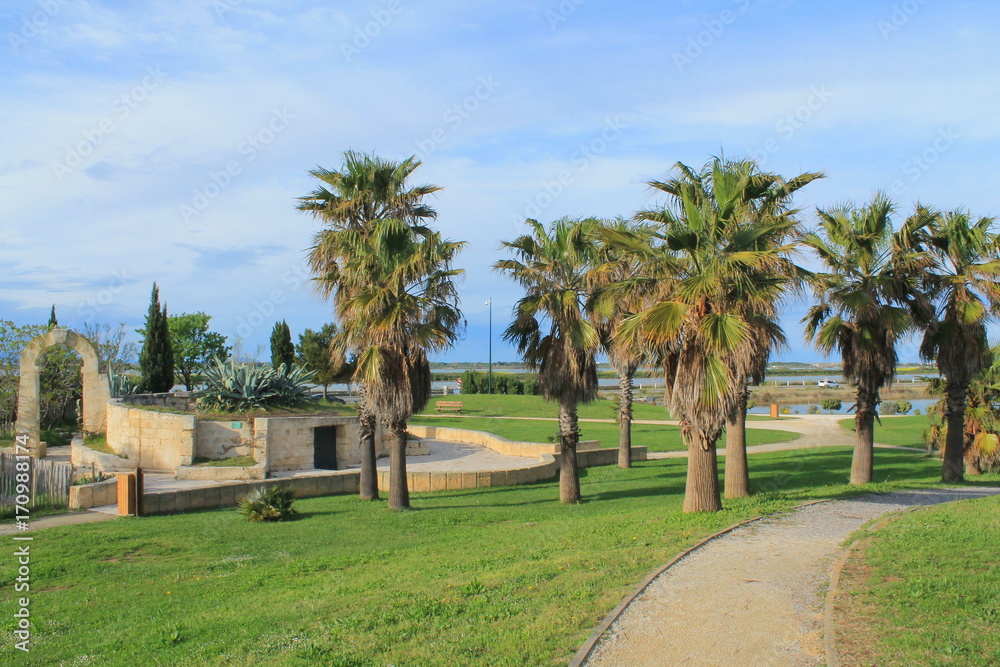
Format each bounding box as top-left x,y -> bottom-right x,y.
48,305 -> 58,329
270,320 -> 295,372
821,398 -> 842,413
297,323 -> 355,401
462,369 -> 480,394
138,283 -> 174,393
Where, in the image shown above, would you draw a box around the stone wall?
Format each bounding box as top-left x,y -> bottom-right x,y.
105,399 -> 195,472
71,437 -> 136,473
69,477 -> 117,509
123,392 -> 197,412
261,414 -> 366,472
195,420 -> 254,461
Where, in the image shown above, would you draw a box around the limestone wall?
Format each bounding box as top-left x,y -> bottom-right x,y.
69,477 -> 117,509
195,420 -> 254,461
261,415 -> 361,472
105,400 -> 195,472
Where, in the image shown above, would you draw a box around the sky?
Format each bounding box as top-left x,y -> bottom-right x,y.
2,0 -> 999,363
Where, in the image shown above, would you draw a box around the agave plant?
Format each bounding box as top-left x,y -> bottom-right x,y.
270,364 -> 317,403
108,372 -> 141,398
236,485 -> 297,522
198,356 -> 316,412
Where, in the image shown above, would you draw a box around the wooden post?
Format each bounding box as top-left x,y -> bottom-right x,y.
135,467 -> 144,517
770,403 -> 780,419
117,472 -> 137,516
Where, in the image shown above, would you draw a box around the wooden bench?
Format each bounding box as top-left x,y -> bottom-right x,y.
435,401 -> 463,413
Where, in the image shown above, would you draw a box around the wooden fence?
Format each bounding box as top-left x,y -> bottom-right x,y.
0,452 -> 73,510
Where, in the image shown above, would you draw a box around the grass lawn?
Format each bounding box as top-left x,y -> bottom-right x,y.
4,448 -> 996,666
836,494 -> 1000,666
421,393 -> 672,421
838,414 -> 931,448
410,416 -> 800,453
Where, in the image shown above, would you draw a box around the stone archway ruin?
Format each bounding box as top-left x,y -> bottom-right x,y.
15,328 -> 110,458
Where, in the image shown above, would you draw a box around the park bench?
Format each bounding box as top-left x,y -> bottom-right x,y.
435,401 -> 463,413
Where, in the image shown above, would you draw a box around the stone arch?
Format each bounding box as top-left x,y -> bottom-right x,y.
14,328 -> 111,458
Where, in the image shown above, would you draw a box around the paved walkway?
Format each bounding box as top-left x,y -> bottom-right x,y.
581,487 -> 1000,667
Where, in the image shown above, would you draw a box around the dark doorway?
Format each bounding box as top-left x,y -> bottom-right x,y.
313,426 -> 338,470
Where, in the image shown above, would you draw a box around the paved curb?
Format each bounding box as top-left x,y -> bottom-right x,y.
567,499 -> 832,667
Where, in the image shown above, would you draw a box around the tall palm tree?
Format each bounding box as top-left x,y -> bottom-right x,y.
802,194 -> 928,485
592,218 -> 655,468
914,209 -> 1000,481
299,151 -> 441,501
336,219 -> 465,510
619,157 -> 818,512
923,350 -> 1000,475
496,218 -> 602,504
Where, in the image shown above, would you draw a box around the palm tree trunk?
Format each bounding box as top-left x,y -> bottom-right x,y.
618,371 -> 634,468
942,383 -> 967,482
558,400 -> 582,504
683,430 -> 721,512
724,390 -> 751,499
357,386 -> 379,501
851,388 -> 876,485
387,419 -> 410,510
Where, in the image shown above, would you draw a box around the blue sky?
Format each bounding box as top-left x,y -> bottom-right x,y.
2,0 -> 998,363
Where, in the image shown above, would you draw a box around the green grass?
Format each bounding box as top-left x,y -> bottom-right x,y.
838,494 -> 1000,666
192,455 -> 258,467
410,416 -> 800,453
838,414 -> 931,448
4,448 -> 991,665
84,432 -> 115,455
423,393 -> 672,421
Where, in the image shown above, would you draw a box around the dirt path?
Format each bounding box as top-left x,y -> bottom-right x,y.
578,487 -> 1000,667
0,510 -> 117,536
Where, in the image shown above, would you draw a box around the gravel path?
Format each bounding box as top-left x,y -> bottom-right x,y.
581,487 -> 1000,667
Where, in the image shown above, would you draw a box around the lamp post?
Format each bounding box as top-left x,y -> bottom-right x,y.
486,298 -> 493,395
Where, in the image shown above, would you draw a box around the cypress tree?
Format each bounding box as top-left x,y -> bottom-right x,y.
270,320 -> 295,372
48,305 -> 58,328
139,283 -> 175,392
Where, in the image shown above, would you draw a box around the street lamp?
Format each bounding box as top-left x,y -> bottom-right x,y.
485,298 -> 492,395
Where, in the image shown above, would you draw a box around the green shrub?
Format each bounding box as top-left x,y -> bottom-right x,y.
237,485 -> 297,522
881,401 -> 899,415
523,377 -> 539,395
821,398 -> 842,412
895,399 -> 912,415
461,370 -> 480,394
807,404 -> 819,414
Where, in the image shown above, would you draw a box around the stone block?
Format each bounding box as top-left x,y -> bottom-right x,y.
411,472 -> 431,493
203,486 -> 221,508
160,493 -> 176,514
461,472 -> 478,489
446,472 -> 464,491
175,492 -> 192,512
478,471 -> 492,488
430,474 -> 447,492
143,493 -> 160,516
342,473 -> 359,494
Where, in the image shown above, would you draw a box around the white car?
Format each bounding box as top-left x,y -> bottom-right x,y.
817,379 -> 840,388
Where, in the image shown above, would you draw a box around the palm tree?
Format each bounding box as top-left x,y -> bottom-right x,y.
914,209 -> 1000,481
802,194 -> 928,485
592,218 -> 655,468
299,150 -> 441,501
496,218 -> 602,504
336,219 -> 465,510
924,351 -> 1000,475
619,157 -> 819,512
